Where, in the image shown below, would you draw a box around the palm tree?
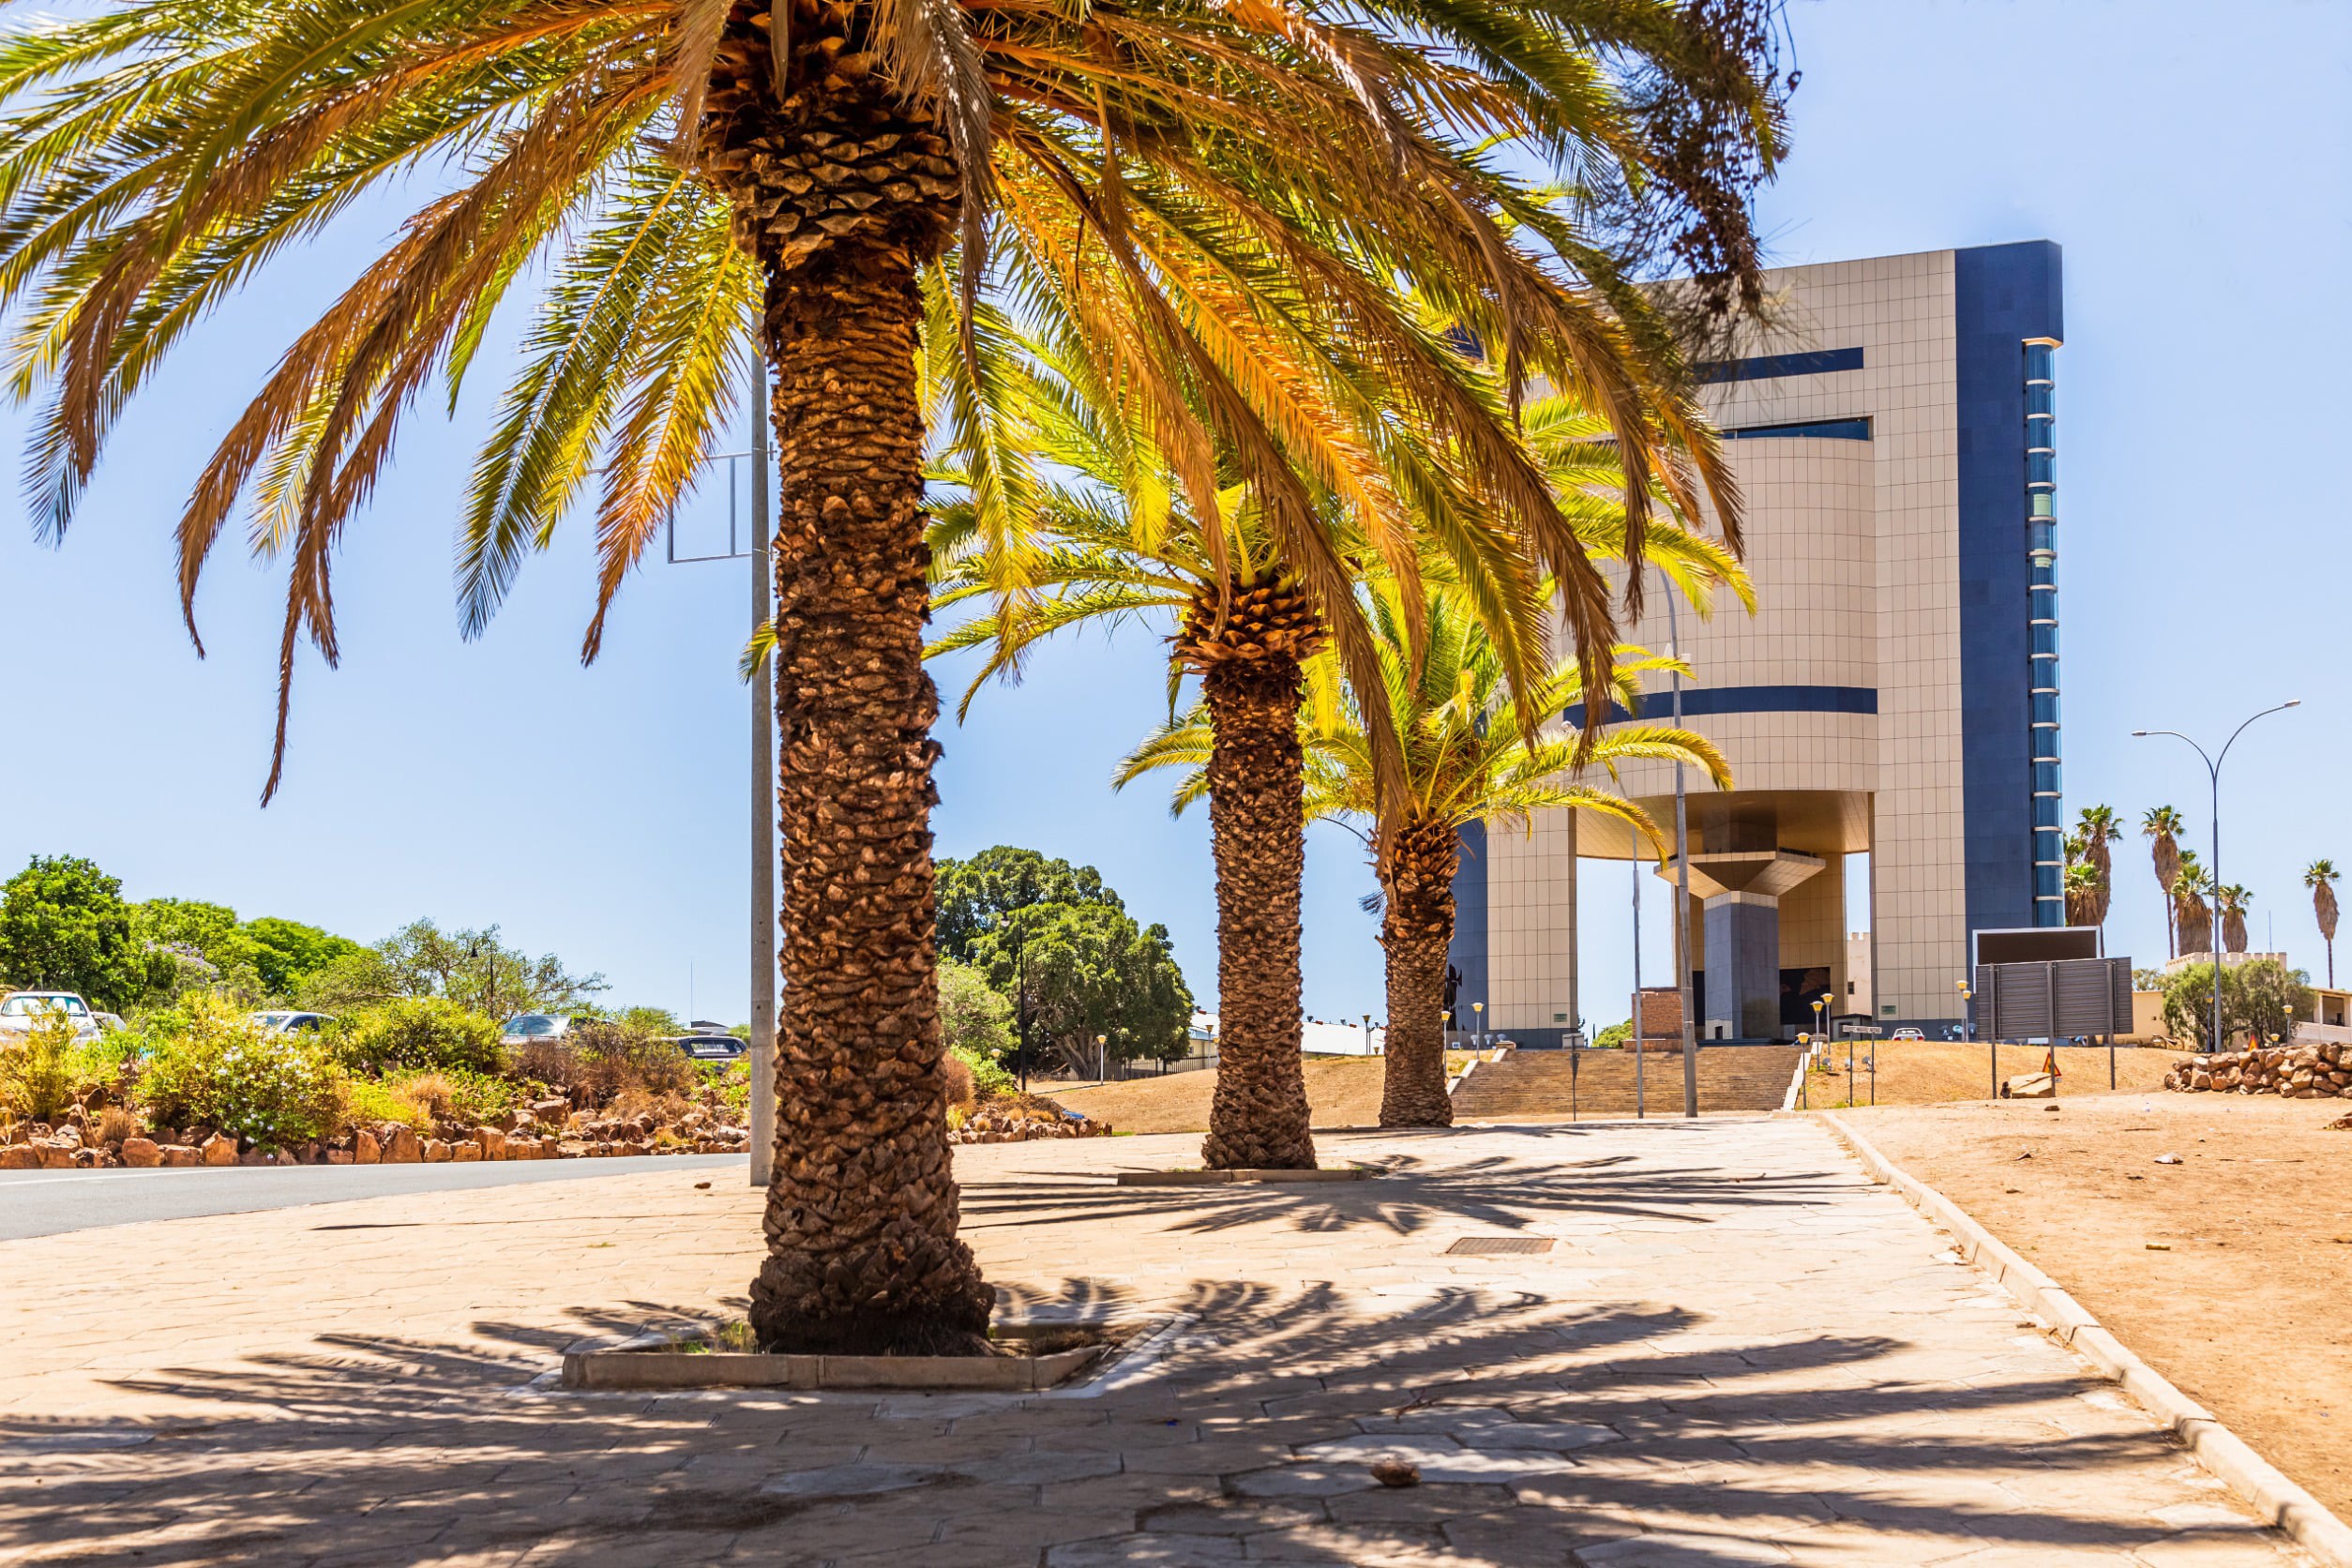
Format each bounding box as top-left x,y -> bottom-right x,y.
2074,805 -> 2120,934
2306,860 -> 2340,987
2063,862 -> 2101,928
2144,807 -> 2186,958
2218,884 -> 2251,957
0,0 -> 1784,1351
2173,854 -> 2212,958
927,312 -> 1751,1166
1120,584 -> 1731,1125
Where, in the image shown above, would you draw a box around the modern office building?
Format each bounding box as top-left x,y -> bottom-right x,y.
1447,242 -> 2065,1044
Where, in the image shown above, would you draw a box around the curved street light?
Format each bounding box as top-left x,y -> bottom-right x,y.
2133,700 -> 2301,1057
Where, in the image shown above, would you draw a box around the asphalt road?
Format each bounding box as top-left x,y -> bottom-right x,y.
0,1153 -> 747,1242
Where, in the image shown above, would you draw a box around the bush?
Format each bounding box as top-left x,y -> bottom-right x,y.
339,998 -> 505,1075
0,1006 -> 79,1121
140,997 -> 346,1147
567,1019 -> 695,1105
386,1068 -> 520,1127
344,1077 -> 429,1131
949,1044 -> 1014,1100
508,1036 -> 582,1095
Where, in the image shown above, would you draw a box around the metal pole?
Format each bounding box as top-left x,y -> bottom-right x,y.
748,366 -> 776,1189
1015,921 -> 1029,1093
1633,860 -> 1644,1119
1666,583 -> 1696,1117
2210,762 -> 2223,1054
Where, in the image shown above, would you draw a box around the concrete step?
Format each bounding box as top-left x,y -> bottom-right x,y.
1450,1047 -> 1802,1120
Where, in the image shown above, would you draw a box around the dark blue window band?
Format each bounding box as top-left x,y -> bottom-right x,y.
1564,685 -> 1880,727
1723,417 -> 1871,441
1695,346 -> 1865,384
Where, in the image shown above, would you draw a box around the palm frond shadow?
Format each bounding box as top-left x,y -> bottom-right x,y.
0,1270 -> 2240,1566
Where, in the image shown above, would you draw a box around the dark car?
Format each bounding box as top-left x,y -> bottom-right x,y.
674,1033 -> 746,1063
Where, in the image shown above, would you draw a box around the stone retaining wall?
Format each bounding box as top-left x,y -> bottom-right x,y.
2164,1042 -> 2352,1098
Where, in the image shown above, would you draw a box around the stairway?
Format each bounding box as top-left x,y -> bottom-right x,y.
1448,1046 -> 1802,1122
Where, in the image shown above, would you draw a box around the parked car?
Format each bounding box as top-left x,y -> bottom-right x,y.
252,1010 -> 334,1035
674,1033 -> 746,1063
0,990 -> 100,1042
500,1013 -> 576,1047
1891,1026 -> 1925,1041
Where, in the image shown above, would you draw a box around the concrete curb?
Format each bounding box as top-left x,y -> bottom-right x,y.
1820,1111 -> 2352,1568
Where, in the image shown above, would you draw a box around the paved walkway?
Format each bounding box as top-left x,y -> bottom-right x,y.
0,1117 -> 2306,1566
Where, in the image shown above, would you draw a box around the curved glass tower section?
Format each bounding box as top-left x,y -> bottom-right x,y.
2026,338 -> 2063,924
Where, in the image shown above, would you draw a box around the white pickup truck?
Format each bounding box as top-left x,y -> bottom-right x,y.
0,990 -> 101,1042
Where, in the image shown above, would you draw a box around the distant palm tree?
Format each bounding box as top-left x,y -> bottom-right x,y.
2306,860 -> 2341,988
2173,854 -> 2212,958
2064,862 -> 2101,927
2075,805 -> 2121,934
2144,807 -> 2186,957
2218,884 -> 2252,956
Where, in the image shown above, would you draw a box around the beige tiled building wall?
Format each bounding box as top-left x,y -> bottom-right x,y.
1500,249 -> 1993,1033
1482,809 -> 1579,1040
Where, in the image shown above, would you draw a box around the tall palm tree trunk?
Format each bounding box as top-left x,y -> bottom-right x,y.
1378,819 -> 1457,1128
714,19 -> 989,1354
1184,581 -> 1320,1170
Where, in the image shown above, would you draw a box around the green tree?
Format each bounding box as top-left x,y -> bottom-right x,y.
2163,957 -> 2312,1051
937,849 -> 1115,965
298,920 -> 603,1021
937,957 -> 1014,1066
1122,584 -> 1729,1126
2172,854 -> 2213,958
965,904 -> 1192,1076
2306,859 -> 2340,988
1593,1019 -> 1634,1050
0,856 -> 149,1010
2143,807 -> 2185,957
2073,805 -> 2120,933
238,918 -> 364,999
0,0 -> 1781,1352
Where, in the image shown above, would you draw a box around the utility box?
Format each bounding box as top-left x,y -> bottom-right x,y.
1974,956 -> 2133,1042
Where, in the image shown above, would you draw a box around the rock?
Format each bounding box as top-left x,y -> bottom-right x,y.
451,1140 -> 481,1162
558,1139 -> 589,1159
159,1144 -> 202,1167
202,1135 -> 240,1167
424,1139 -> 453,1163
120,1137 -> 162,1168
475,1127 -> 506,1160
326,1148 -> 354,1164
531,1097 -> 569,1121
2154,1153 -> 2184,1165
36,1145 -> 77,1169
1370,1459 -> 1421,1487
0,1146 -> 36,1170
356,1129 -> 381,1165
2002,1073 -> 2057,1100
386,1128 -> 423,1164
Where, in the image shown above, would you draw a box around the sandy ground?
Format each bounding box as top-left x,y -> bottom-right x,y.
1050,1057 -> 1389,1133
1838,1093 -> 2352,1521
1800,1041 -> 2190,1108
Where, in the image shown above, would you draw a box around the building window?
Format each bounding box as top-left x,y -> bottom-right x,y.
2023,338 -> 2062,926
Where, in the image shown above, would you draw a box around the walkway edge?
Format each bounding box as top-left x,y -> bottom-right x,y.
1820,1110 -> 2352,1568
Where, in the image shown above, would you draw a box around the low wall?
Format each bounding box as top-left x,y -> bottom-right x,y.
2164,1042 -> 2352,1098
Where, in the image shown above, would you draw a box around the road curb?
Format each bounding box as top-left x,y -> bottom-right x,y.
1819,1111 -> 2352,1568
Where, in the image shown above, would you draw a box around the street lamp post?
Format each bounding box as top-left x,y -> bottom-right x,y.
2134,701 -> 2300,1057
1665,580 -> 1697,1118
1471,1001 -> 1485,1050
1796,1033 -> 1810,1108
1960,980 -> 1983,1098
1810,997 -> 1825,1052
1096,1033 -> 1108,1085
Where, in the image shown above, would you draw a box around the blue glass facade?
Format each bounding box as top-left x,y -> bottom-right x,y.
1953,242 -> 2065,935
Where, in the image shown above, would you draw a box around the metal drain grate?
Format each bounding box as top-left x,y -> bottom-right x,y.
1445,1236 -> 1555,1256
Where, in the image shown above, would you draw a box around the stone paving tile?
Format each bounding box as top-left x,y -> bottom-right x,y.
0,1118 -> 2317,1565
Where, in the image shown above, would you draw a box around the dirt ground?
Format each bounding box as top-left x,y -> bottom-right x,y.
1839,1093 -> 2352,1520
1049,1057 -> 1388,1133
1799,1041 -> 2189,1108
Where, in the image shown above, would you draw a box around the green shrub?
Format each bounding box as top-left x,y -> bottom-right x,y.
949,1044 -> 1015,1100
339,998 -> 505,1075
567,1019 -> 694,1104
0,1006 -> 79,1121
343,1077 -> 428,1131
708,1055 -> 751,1115
139,996 -> 346,1146
385,1067 -> 520,1126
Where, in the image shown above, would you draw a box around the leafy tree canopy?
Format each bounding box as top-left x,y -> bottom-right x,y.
0,855 -> 148,1010
134,899 -> 362,1001
2161,958 -> 2314,1050
938,957 -> 1014,1065
936,848 -> 1118,964
298,919 -> 604,1021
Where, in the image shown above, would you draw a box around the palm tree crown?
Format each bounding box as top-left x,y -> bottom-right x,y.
2143,806 -> 2186,958
2307,858 -> 2340,988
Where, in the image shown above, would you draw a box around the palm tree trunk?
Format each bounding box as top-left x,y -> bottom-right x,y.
1196,643 -> 1318,1170
1378,819 -> 1457,1128
733,111 -> 988,1349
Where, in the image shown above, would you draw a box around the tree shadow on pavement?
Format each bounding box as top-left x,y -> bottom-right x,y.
0,1270 -> 2276,1568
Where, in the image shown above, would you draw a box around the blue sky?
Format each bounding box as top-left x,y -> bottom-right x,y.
4,1 -> 2348,1025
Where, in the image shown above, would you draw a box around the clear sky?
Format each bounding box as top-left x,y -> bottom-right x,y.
4,1 -> 2348,1026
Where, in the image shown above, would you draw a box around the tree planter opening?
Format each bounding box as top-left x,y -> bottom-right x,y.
560,1319 -> 1152,1393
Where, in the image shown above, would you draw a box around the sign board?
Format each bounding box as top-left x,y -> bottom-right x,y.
1975,957 -> 2132,1042
1973,926 -> 2103,966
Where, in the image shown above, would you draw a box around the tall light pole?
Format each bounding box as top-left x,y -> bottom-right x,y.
1631,856 -> 1645,1119
747,365 -> 776,1189
1665,578 -> 1697,1117
2134,700 -> 2300,1056
1959,980 -> 1983,1098
1471,1001 -> 1485,1050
